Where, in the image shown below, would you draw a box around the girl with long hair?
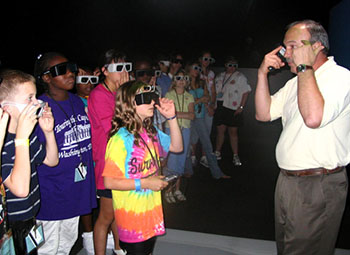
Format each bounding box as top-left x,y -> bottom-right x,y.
186,61 -> 230,179
103,80 -> 182,255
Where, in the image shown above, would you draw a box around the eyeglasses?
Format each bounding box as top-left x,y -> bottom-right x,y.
135,69 -> 161,78
105,62 -> 132,73
174,75 -> 190,81
135,92 -> 160,106
202,57 -> 215,63
226,63 -> 238,68
136,85 -> 156,94
76,75 -> 99,85
172,59 -> 183,65
192,66 -> 202,72
42,62 -> 78,77
159,60 -> 170,67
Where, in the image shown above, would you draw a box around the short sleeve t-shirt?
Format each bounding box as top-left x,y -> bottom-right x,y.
103,127 -> 170,243
189,88 -> 205,119
1,133 -> 46,221
35,93 -> 97,220
165,90 -> 194,129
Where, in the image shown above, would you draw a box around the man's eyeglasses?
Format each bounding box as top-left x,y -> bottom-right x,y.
76,75 -> 99,85
174,75 -> 190,81
135,69 -> 161,78
42,62 -> 78,77
135,92 -> 160,106
226,63 -> 238,68
202,57 -> 215,63
192,66 -> 202,72
172,59 -> 183,65
105,62 -> 132,73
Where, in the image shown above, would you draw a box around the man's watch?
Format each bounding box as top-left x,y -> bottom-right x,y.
296,64 -> 313,73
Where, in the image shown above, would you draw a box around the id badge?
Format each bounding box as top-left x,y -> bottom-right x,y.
0,229 -> 16,255
25,223 -> 45,254
74,162 -> 87,182
217,92 -> 223,98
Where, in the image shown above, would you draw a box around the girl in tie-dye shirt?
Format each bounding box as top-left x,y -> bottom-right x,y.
103,80 -> 183,255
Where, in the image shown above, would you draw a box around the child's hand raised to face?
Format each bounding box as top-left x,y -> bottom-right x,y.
155,98 -> 176,119
0,108 -> 9,147
16,102 -> 40,139
38,103 -> 55,134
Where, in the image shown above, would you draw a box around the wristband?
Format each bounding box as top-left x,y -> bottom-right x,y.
134,179 -> 141,192
166,115 -> 177,121
14,139 -> 29,147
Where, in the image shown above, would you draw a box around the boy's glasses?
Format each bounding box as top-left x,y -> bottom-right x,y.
192,66 -> 202,72
135,92 -> 160,106
42,62 -> 78,77
226,63 -> 238,68
76,75 -> 99,85
202,57 -> 215,63
105,62 -> 132,73
135,69 -> 161,78
174,75 -> 190,81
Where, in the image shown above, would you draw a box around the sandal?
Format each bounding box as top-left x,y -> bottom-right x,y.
165,191 -> 176,203
174,190 -> 186,201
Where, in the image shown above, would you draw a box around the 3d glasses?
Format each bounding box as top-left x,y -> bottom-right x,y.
192,65 -> 202,72
174,75 -> 190,81
76,75 -> 99,84
105,62 -> 132,73
135,85 -> 159,105
42,62 -> 78,77
226,63 -> 238,68
135,69 -> 161,78
135,92 -> 160,105
202,57 -> 215,63
172,59 -> 184,65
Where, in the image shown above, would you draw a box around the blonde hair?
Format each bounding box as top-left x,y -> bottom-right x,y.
0,69 -> 35,103
170,69 -> 189,90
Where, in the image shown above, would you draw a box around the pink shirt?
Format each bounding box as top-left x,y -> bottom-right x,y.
88,84 -> 116,190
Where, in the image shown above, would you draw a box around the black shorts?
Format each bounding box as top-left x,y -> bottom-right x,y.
96,189 -> 112,199
119,237 -> 156,255
214,101 -> 243,127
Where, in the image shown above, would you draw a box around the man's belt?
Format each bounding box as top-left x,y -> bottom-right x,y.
280,166 -> 344,177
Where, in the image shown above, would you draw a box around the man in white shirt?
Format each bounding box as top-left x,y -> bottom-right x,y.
255,19 -> 350,255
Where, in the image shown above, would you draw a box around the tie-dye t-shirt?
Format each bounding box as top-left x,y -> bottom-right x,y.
103,127 -> 170,243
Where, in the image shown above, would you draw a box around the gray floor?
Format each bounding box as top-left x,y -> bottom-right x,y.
77,229 -> 350,255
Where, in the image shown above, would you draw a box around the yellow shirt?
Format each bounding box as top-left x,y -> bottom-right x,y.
165,89 -> 194,129
270,57 -> 350,170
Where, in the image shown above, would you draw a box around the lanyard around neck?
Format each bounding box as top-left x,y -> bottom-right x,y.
48,94 -> 84,162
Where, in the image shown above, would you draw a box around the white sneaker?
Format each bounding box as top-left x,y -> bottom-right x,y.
213,151 -> 221,160
174,190 -> 186,201
82,232 -> 94,255
233,154 -> 242,166
165,191 -> 176,203
191,155 -> 197,166
113,249 -> 127,255
106,232 -> 115,250
199,156 -> 209,168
